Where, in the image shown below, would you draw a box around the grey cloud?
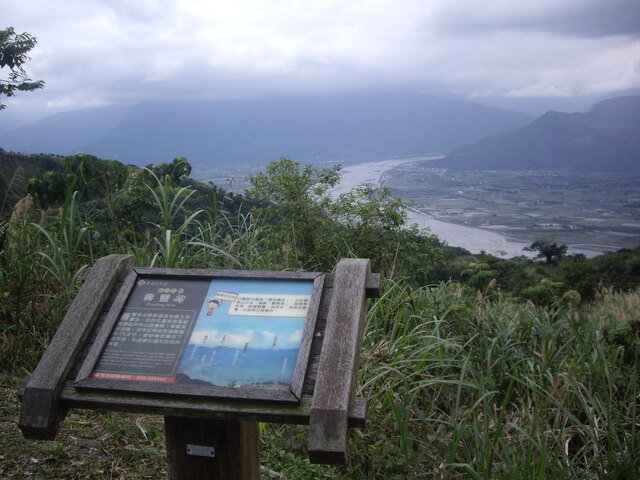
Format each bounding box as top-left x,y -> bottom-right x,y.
434,0 -> 640,38
2,0 -> 639,119
527,1 -> 640,38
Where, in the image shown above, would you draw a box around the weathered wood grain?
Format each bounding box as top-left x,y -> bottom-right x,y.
19,254 -> 134,440
308,259 -> 370,465
324,271 -> 381,298
134,267 -> 321,280
74,377 -> 299,403
56,381 -> 367,427
302,293 -> 330,395
74,268 -> 138,383
290,273 -> 324,400
165,417 -> 260,480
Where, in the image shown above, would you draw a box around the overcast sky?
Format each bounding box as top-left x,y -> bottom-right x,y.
2,0 -> 640,120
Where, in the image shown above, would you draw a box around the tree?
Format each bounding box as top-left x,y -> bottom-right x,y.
524,240 -> 568,265
331,184 -> 409,275
246,158 -> 340,265
0,27 -> 45,110
148,157 -> 192,186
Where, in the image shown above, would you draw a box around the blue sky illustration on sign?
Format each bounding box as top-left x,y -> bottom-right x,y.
177,278 -> 313,388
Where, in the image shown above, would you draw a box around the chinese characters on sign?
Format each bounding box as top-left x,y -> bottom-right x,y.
91,278 -> 210,383
90,275 -> 315,392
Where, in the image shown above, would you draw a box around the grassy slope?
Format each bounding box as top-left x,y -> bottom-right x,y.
2,285 -> 638,479
1,156 -> 639,479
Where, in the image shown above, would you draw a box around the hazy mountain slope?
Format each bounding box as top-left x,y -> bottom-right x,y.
0,105 -> 130,156
0,93 -> 531,169
437,96 -> 640,172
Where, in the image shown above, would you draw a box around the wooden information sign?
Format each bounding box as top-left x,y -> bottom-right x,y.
19,255 -> 379,479
75,268 -> 324,403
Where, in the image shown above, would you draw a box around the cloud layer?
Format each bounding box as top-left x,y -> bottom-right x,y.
2,0 -> 640,115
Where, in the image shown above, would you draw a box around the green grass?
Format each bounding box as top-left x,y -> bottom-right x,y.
345,282 -> 640,479
1,162 -> 639,479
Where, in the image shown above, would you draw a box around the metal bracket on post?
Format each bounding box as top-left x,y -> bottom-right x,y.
186,444 -> 215,458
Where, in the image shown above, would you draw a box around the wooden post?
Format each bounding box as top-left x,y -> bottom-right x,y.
164,416 -> 260,480
308,258 -> 371,464
19,254 -> 134,439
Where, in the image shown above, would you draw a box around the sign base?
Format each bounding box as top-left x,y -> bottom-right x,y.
165,416 -> 259,480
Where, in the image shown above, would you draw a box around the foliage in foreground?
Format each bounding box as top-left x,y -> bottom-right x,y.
0,156 -> 639,478
0,27 -> 45,110
349,282 -> 639,479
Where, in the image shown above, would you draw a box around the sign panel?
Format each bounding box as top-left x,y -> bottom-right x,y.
75,269 -> 324,403
90,277 -> 210,383
177,278 -> 313,389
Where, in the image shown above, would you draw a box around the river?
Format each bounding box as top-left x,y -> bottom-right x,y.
332,157 -> 605,258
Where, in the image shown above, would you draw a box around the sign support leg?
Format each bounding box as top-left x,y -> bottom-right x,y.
164,416 -> 260,480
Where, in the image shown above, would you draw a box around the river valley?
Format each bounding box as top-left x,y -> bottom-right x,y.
333,157 -> 639,258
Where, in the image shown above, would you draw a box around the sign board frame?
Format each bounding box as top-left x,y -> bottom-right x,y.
74,267 -> 324,403
19,255 -> 379,470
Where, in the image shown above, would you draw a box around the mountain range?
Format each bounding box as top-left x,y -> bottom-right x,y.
2,94 -> 637,174
0,93 -> 532,171
437,96 -> 640,172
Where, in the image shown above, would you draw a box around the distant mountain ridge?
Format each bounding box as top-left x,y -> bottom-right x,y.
437,96 -> 640,172
0,93 -> 532,171
0,105 -> 129,157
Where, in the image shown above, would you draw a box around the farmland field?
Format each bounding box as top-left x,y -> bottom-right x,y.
385,161 -> 640,252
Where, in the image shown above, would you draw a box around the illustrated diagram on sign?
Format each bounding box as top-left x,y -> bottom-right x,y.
206,291 -> 238,316
177,278 -> 314,389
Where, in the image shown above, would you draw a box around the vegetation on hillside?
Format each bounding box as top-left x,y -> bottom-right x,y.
1,153 -> 639,478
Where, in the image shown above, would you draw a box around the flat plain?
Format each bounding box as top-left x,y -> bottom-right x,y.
385,161 -> 640,252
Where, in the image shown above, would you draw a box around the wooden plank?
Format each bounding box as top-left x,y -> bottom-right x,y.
55,381 -> 368,427
75,377 -> 299,403
74,268 -> 138,383
324,270 -> 381,298
308,259 -> 370,465
290,273 -> 324,400
301,298 -> 329,395
164,417 -> 259,480
134,267 -> 321,280
19,254 -> 135,440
